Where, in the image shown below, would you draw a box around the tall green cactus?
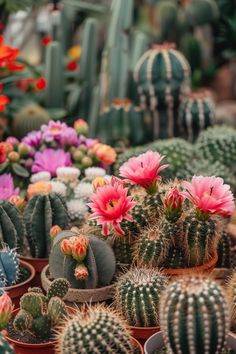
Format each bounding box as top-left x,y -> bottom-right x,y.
0,201 -> 23,250
23,193 -> 69,258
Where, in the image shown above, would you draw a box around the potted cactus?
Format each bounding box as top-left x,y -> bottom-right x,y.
144,276 -> 236,353
41,227 -> 116,303
5,278 -> 71,354
56,304 -> 144,354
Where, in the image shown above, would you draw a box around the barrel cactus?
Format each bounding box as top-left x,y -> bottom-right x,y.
160,276 -> 229,354
0,200 -> 23,250
114,267 -> 168,327
0,334 -> 15,354
13,103 -> 50,139
49,228 -> 116,289
0,246 -> 20,287
23,193 -> 70,258
57,304 -> 136,354
179,91 -> 215,142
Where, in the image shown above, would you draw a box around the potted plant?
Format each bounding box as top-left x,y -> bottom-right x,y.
5,278 -> 71,354
41,227 -> 117,303
114,267 -> 168,345
56,303 -> 144,354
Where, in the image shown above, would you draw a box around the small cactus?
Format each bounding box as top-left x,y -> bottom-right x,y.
47,278 -> 70,300
0,292 -> 13,330
0,246 -> 20,287
0,334 -> 15,354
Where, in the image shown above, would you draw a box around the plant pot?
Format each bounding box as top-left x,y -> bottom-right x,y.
5,260 -> 35,307
41,265 -> 115,303
132,336 -> 144,354
131,326 -> 160,346
144,331 -> 236,353
20,257 -> 48,287
163,250 -> 218,277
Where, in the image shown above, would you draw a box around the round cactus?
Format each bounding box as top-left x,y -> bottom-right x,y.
47,278 -> 70,300
179,91 -> 215,142
57,304 -> 135,354
0,334 -> 15,354
159,276 -> 229,354
0,246 -> 20,287
184,0 -> 219,26
13,103 -> 50,139
114,267 -> 168,327
23,193 -> 70,258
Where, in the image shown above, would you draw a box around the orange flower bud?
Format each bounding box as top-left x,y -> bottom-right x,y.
8,151 -> 20,162
74,119 -> 89,136
71,235 -> 89,262
92,143 -> 116,165
60,239 -> 73,256
50,225 -> 62,239
74,264 -> 89,280
9,195 -> 26,211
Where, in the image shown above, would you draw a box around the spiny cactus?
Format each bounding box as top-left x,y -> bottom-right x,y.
184,0 -> 219,26
23,193 -> 69,258
14,278 -> 69,339
217,230 -> 232,268
49,228 -> 116,289
179,91 -> 215,142
12,103 -> 50,139
160,276 -> 229,354
57,304 -> 136,354
0,200 -> 23,250
114,267 -> 168,327
0,246 -> 20,287
0,334 -> 15,354
227,272 -> 236,321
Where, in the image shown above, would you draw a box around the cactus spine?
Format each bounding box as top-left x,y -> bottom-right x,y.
114,267 -> 168,327
0,201 -> 23,250
0,246 -> 20,287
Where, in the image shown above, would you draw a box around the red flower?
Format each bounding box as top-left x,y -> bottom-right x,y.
7,61 -> 25,72
35,77 -> 47,91
0,35 -> 19,65
0,95 -> 10,111
0,144 -> 6,163
41,35 -> 53,46
66,60 -> 78,71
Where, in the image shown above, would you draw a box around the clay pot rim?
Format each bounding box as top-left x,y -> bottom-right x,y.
132,336 -> 144,354
130,325 -> 160,331
4,260 -> 35,292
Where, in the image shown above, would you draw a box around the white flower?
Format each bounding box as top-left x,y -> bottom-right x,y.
74,182 -> 93,199
50,181 -> 67,197
84,167 -> 106,179
30,171 -> 51,183
67,199 -> 88,221
56,167 -> 80,183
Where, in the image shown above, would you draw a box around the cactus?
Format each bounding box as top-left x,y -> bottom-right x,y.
49,228 -> 116,289
0,200 -> 23,250
0,246 -> 20,287
12,104 -> 50,139
159,276 -> 229,354
44,41 -> 64,109
134,43 -> 191,139
156,0 -> 179,42
57,304 -> 135,354
0,334 -> 15,354
23,193 -> 70,258
14,278 -> 69,339
180,33 -> 202,76
179,91 -> 215,142
217,230 -> 232,268
184,0 -> 219,26
228,272 -> 236,321
114,267 -> 168,327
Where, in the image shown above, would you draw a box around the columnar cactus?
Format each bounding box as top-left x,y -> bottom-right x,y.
0,334 -> 15,354
0,246 -> 20,287
23,193 -> 69,258
0,200 -> 23,250
217,230 -> 232,268
159,276 -> 229,354
227,272 -> 236,321
114,268 -> 168,327
13,278 -> 70,339
57,305 -> 135,354
49,228 -> 116,289
179,91 -> 215,142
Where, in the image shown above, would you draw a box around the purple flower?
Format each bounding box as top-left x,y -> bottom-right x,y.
22,131 -> 42,148
5,137 -> 19,146
41,121 -> 78,147
61,127 -> 78,146
0,174 -> 19,200
32,148 -> 72,176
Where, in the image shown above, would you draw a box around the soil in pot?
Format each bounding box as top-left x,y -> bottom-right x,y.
20,256 -> 48,287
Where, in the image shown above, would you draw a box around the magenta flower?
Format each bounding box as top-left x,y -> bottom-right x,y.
41,121 -> 67,142
0,174 -> 19,200
22,130 -> 42,148
182,176 -> 235,217
60,127 -> 78,146
32,148 -> 72,176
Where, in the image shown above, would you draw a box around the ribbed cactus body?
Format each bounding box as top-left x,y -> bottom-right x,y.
228,272 -> 236,321
57,305 -> 134,354
115,268 -> 167,327
49,230 -> 116,289
0,247 -> 19,287
217,230 -> 232,268
0,201 -> 23,250
179,92 -> 215,142
184,0 -> 219,26
113,236 -> 134,265
0,334 -> 15,354
160,277 -> 229,354
23,193 -> 69,258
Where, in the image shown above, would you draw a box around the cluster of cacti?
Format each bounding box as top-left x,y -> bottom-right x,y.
13,278 -> 70,339
0,334 -> 15,354
114,267 -> 168,327
23,193 -> 70,258
0,246 -> 20,287
0,200 -> 23,250
159,276 -> 229,354
57,304 -> 137,354
179,91 -> 215,142
49,227 -> 116,289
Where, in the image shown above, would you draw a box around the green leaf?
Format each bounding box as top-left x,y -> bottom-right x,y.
11,163 -> 30,178
0,162 -> 8,174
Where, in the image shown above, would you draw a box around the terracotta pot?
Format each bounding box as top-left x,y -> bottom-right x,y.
163,250 -> 218,277
5,260 -> 35,307
20,257 -> 48,287
131,326 -> 160,346
132,336 -> 144,354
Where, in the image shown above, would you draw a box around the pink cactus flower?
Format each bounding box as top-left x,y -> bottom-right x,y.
164,186 -> 185,210
182,176 -> 235,217
0,174 -> 19,200
0,293 -> 13,330
22,130 -> 42,148
119,150 -> 169,193
32,148 -> 72,176
88,177 -> 135,236
41,121 -> 78,146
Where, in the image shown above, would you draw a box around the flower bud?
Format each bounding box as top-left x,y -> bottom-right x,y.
74,264 -> 89,280
8,151 -> 20,162
9,195 -> 26,211
81,156 -> 93,168
164,186 -> 185,222
18,143 -> 29,157
27,181 -> 52,199
50,225 -> 62,239
72,150 -> 83,162
74,119 -> 89,136
60,239 -> 73,256
0,293 -> 13,330
71,235 -> 89,262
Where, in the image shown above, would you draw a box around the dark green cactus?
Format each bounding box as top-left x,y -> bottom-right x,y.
0,246 -> 20,287
216,230 -> 232,268
228,272 -> 236,321
114,267 -> 168,327
0,200 -> 23,250
23,193 -> 69,258
47,278 -> 70,300
49,228 -> 116,289
159,276 -> 229,354
184,0 -> 219,26
179,91 -> 215,142
0,334 -> 15,354
113,236 -> 134,265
